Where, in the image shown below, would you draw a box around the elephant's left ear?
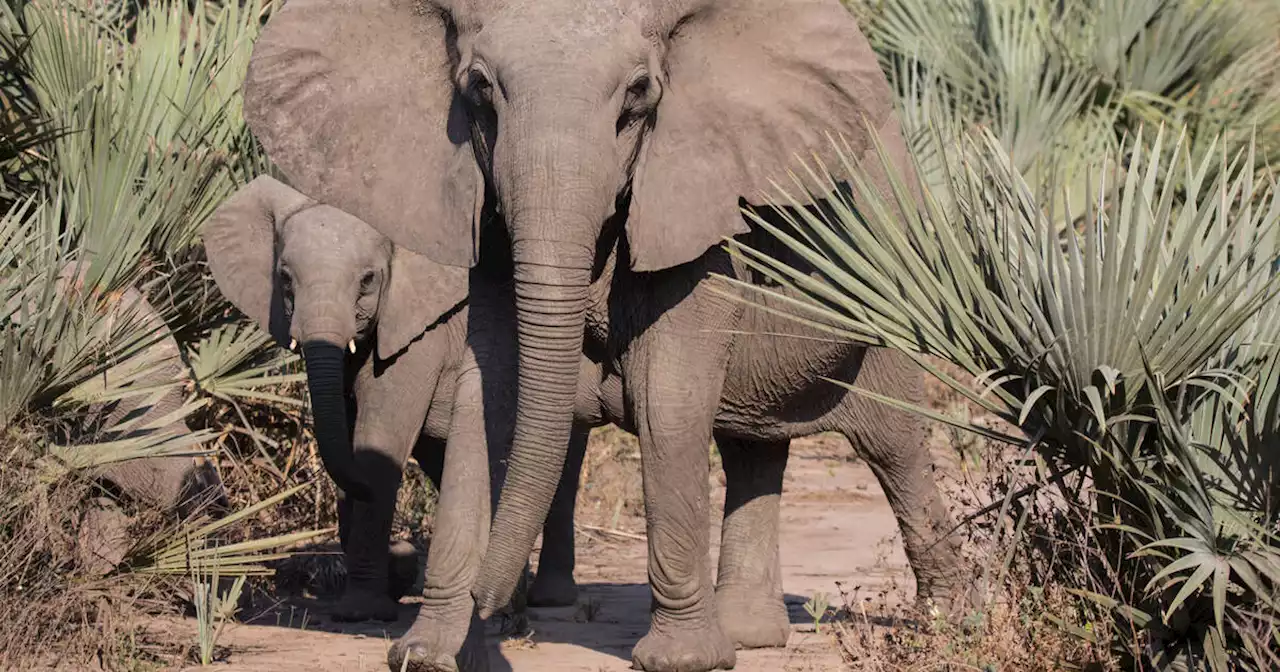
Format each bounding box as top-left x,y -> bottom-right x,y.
378,247 -> 469,361
629,0 -> 916,272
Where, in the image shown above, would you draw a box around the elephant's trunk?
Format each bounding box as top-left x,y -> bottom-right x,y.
301,341 -> 371,501
471,130 -> 604,615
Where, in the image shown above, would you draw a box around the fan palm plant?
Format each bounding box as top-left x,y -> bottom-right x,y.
848,0 -> 1280,225
721,124 -> 1280,668
1,1 -> 317,646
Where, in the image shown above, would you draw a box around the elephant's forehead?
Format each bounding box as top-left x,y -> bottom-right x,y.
477,0 -> 644,61
497,0 -> 629,27
282,206 -> 388,259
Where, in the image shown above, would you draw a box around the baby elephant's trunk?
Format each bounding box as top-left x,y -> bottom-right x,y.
302,342 -> 371,501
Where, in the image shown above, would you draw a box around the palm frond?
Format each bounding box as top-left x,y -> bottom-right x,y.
188,323 -> 304,406
721,121 -> 1280,664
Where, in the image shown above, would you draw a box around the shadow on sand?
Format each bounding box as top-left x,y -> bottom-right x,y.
237,579 -> 871,670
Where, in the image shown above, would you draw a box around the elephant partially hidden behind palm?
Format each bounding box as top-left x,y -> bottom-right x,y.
24,265 -> 227,575
242,1 -> 972,671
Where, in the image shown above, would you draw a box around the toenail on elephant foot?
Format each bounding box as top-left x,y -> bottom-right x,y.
386,642 -> 459,672
330,587 -> 399,622
714,588 -> 790,649
528,570 -> 578,607
631,620 -> 736,672
388,614 -> 488,672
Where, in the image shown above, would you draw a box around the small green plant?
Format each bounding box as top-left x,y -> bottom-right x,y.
191,567 -> 246,666
573,597 -> 601,623
804,591 -> 833,633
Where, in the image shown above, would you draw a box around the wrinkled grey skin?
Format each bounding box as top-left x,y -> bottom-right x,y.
202,177 -> 590,634
36,266 -> 226,575
242,1 -> 970,670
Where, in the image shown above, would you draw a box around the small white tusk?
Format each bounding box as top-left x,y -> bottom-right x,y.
348,339 -> 357,354
289,338 -> 297,352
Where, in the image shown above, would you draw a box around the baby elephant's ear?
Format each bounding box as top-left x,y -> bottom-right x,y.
203,176 -> 314,346
377,247 -> 470,360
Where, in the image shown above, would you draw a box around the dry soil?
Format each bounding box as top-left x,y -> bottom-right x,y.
169,431 -> 956,672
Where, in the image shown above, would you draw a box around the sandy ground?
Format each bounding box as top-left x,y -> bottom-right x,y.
173,434 -> 934,672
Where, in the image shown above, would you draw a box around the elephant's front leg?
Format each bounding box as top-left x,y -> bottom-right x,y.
528,423 -> 590,607
625,281 -> 739,672
332,363 -> 434,623
390,369 -> 492,672
332,433 -> 422,622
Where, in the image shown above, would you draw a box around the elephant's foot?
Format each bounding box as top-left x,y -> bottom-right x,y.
388,611 -> 487,672
387,540 -> 420,599
527,568 -> 578,607
631,617 -> 736,672
914,576 -> 984,623
331,586 -> 399,622
916,557 -> 984,614
713,587 -> 790,649
77,498 -> 132,577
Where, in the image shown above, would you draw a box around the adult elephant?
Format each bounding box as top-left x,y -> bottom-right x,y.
242,1 -> 968,670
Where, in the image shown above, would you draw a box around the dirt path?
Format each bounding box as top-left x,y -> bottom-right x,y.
195,435 -> 928,672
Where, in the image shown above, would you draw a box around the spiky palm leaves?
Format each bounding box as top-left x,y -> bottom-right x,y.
723,124 -> 1280,668
849,0 -> 1280,221
1,0 -> 315,583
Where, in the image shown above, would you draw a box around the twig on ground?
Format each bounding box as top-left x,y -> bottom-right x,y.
575,523 -> 646,542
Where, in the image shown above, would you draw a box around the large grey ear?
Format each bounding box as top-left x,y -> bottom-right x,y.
377,247 -> 470,361
202,176 -> 315,345
244,0 -> 484,268
629,0 -> 915,272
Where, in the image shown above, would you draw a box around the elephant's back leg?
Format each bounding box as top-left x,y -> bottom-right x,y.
712,435 -> 792,649
826,348 -> 971,612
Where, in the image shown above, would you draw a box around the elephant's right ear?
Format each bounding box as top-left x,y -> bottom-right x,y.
244,0 -> 483,269
203,176 -> 315,346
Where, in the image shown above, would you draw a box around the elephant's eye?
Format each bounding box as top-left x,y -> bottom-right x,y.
278,268 -> 293,293
618,72 -> 657,134
464,64 -> 494,105
625,76 -> 651,104
359,270 -> 377,293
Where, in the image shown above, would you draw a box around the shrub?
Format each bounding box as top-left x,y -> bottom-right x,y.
848,0 -> 1280,224
0,0 -> 340,666
724,125 -> 1280,669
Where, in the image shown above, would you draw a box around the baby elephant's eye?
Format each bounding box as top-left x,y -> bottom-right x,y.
278,268 -> 293,292
359,270 -> 377,292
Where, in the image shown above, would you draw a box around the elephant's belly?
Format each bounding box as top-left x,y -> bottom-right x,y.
712,309 -> 865,439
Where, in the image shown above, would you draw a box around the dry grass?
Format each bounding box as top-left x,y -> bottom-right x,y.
0,382 -> 353,669
829,357 -> 1125,671
0,427 -> 186,670
835,577 -> 1117,671
574,424 -> 645,535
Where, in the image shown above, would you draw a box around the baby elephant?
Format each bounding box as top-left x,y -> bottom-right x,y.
202,176 -> 588,635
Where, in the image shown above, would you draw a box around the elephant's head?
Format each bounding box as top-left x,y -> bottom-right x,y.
202,176 -> 468,500
243,0 -> 909,613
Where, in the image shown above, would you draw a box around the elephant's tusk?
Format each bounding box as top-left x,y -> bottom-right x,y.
348,339 -> 357,354
289,338 -> 298,352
